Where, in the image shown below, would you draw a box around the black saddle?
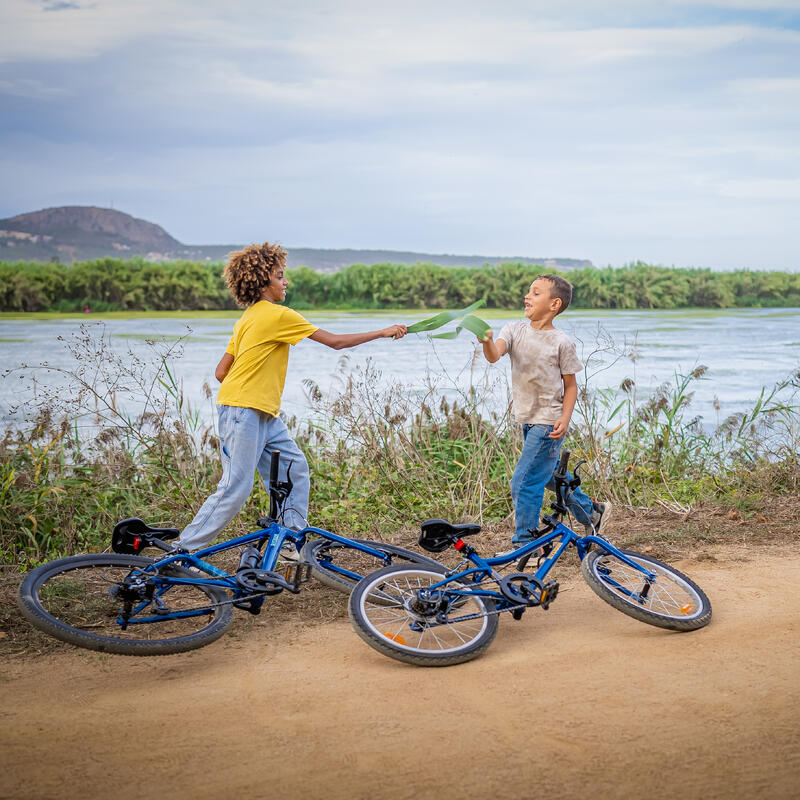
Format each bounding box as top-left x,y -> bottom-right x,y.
419,518 -> 481,553
112,517 -> 180,554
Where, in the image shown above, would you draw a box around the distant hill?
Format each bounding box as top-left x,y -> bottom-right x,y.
0,206 -> 592,271
0,206 -> 182,262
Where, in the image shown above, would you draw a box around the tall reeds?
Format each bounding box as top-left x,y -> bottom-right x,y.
2,327 -> 797,564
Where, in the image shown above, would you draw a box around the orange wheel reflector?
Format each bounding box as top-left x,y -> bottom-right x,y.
383,632 -> 407,645
680,604 -> 694,615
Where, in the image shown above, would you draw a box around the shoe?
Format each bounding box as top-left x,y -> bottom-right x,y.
584,501 -> 613,536
495,542 -> 543,560
279,542 -> 301,562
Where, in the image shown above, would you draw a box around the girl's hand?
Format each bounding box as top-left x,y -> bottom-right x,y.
383,324 -> 407,340
479,329 -> 494,344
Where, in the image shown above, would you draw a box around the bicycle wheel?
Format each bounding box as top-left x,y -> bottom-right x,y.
581,548 -> 712,631
301,537 -> 441,595
348,564 -> 499,667
17,553 -> 234,656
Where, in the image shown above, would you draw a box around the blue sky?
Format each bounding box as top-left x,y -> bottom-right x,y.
1,0 -> 799,269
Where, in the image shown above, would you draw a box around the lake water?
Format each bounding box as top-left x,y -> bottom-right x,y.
1,308 -> 798,431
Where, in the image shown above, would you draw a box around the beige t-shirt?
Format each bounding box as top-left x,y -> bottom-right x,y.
498,321 -> 583,425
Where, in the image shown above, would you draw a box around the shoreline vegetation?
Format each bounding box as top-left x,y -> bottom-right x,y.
1,328 -> 798,569
2,258 -> 800,313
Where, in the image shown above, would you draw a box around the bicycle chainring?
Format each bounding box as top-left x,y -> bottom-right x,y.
498,573 -> 545,606
236,568 -> 285,595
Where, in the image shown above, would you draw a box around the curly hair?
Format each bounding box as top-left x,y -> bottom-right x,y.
223,241 -> 287,307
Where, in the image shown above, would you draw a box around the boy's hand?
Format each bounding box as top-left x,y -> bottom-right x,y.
479,329 -> 505,363
549,417 -> 569,439
383,324 -> 407,340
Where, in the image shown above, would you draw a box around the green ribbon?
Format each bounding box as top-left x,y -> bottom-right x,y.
407,300 -> 490,340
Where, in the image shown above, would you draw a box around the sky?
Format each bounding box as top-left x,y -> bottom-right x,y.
1,0 -> 799,269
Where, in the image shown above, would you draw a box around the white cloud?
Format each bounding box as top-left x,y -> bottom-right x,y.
1,0 -> 799,269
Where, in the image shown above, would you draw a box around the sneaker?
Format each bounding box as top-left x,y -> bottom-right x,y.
495,542 -> 543,560
584,501 -> 613,536
279,542 -> 301,562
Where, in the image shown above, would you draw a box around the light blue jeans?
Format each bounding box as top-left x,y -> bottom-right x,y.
510,423 -> 595,544
178,405 -> 310,551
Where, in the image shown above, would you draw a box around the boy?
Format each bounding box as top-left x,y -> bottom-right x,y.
177,242 -> 407,552
479,274 -> 610,546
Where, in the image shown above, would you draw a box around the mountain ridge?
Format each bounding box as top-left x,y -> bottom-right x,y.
0,206 -> 592,271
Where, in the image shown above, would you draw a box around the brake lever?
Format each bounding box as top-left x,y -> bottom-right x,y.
280,460 -> 294,496
569,459 -> 587,489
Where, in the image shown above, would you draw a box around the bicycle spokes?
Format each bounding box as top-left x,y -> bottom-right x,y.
596,555 -> 700,616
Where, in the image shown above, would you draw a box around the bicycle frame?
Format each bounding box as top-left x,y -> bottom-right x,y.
112,442 -> 423,628
425,522 -> 657,613
119,522 -> 409,627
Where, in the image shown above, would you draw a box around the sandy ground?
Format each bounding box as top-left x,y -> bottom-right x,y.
1,542 -> 798,800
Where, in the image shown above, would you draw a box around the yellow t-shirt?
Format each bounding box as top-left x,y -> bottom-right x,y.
217,301 -> 318,416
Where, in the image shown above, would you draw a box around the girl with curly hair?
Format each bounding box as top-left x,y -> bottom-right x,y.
177,242 -> 406,551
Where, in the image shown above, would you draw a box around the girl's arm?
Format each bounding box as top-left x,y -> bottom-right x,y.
309,325 -> 407,350
215,353 -> 234,382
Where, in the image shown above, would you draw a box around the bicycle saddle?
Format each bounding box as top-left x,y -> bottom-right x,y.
419,519 -> 481,553
112,517 -> 180,554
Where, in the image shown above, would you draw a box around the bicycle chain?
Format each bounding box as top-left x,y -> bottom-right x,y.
130,561 -> 298,617
135,564 -> 533,621
141,590 -> 273,618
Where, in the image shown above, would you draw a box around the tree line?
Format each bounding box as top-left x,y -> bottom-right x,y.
1,257 -> 799,312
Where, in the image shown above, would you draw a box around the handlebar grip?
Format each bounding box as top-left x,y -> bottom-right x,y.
269,450 -> 280,487
557,450 -> 570,474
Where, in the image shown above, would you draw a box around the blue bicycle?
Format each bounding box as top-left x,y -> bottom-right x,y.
349,451 -> 713,666
17,450 -> 439,656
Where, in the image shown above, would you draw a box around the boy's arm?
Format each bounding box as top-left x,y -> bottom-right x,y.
215,352 -> 234,382
309,324 -> 407,350
549,373 -> 577,439
479,330 -> 508,363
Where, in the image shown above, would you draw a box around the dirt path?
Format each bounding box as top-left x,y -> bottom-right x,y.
1,543 -> 799,800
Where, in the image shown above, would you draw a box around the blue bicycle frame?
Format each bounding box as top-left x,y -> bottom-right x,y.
119,522 -> 408,626
422,521 -> 658,614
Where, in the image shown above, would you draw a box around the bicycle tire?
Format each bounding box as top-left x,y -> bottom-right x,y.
581,548 -> 712,631
301,537 -> 441,595
348,564 -> 499,667
17,553 -> 234,656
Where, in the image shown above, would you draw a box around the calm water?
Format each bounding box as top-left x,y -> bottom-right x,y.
1,308 -> 798,430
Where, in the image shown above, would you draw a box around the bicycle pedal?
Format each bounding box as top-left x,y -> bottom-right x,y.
540,580 -> 560,611
151,596 -> 170,616
284,561 -> 312,589
511,608 -> 526,621
233,599 -> 264,616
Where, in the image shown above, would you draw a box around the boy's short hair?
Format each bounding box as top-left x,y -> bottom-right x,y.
223,242 -> 287,307
537,274 -> 573,315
